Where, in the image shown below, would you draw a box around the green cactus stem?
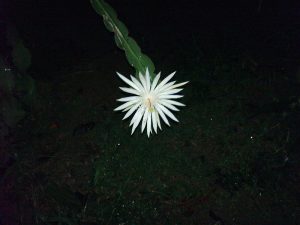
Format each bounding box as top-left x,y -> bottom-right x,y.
90,0 -> 155,79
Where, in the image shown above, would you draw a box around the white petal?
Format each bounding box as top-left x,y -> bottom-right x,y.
122,105 -> 133,112
130,75 -> 144,92
155,71 -> 176,91
145,68 -> 151,92
147,112 -> 152,137
120,87 -> 140,95
154,81 -> 176,94
117,96 -> 139,102
117,72 -> 141,91
159,100 -> 179,111
159,95 -> 183,99
156,111 -> 162,130
157,103 -> 179,122
114,99 -> 140,111
161,99 -> 186,107
155,104 -> 170,126
152,111 -> 157,133
131,107 -> 144,134
122,103 -> 140,120
160,88 -> 183,95
130,106 -> 144,126
139,72 -> 147,92
141,110 -> 149,133
151,72 -> 161,91
163,81 -> 189,92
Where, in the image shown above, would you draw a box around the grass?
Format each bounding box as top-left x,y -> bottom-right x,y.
7,45 -> 300,224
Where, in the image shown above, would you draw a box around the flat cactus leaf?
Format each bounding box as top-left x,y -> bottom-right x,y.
90,0 -> 155,78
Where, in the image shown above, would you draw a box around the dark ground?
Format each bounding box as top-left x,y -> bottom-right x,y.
1,0 -> 300,224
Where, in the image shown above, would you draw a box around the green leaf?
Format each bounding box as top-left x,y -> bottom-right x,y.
90,0 -> 156,78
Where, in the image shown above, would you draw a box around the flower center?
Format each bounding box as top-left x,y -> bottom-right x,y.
145,96 -> 155,112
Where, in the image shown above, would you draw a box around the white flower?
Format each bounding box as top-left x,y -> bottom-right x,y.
114,68 -> 188,137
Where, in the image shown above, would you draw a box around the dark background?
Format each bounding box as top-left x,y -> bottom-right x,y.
3,0 -> 300,75
1,0 -> 300,224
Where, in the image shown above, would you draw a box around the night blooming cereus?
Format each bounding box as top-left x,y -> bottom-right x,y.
114,68 -> 188,137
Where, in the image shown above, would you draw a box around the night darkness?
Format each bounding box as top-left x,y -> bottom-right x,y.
1,0 -> 300,224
